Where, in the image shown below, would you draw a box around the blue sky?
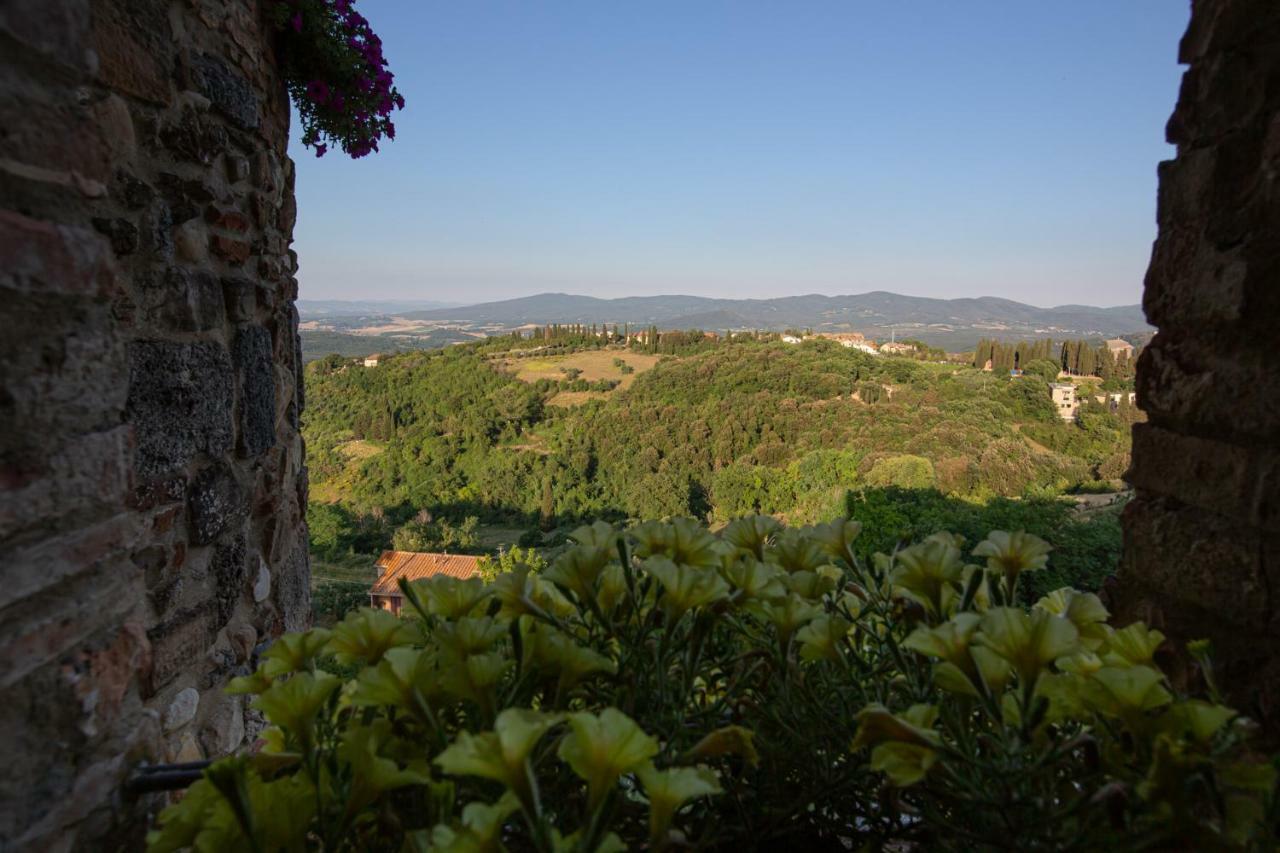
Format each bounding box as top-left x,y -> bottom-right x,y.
290,1 -> 1189,307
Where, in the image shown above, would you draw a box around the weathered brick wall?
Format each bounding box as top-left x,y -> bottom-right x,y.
1113,0 -> 1280,728
0,1 -> 308,847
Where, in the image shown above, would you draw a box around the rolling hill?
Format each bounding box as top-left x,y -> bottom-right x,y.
400,291 -> 1149,343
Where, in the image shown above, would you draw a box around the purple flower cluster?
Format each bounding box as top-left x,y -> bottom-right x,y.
277,0 -> 405,159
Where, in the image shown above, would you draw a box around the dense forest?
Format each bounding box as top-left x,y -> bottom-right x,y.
304,334 -> 1139,596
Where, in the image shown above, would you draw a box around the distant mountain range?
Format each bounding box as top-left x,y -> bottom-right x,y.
395,291 -> 1150,347
299,299 -> 468,317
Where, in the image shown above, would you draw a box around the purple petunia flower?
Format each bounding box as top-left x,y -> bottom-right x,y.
330,91 -> 345,112
305,79 -> 330,104
385,122 -> 395,139
393,93 -> 405,109
315,143 -> 327,158
290,12 -> 302,32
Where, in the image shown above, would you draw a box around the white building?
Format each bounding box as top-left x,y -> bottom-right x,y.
1050,383 -> 1078,420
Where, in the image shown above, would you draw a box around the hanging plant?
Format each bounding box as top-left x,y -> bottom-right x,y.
270,0 -> 405,158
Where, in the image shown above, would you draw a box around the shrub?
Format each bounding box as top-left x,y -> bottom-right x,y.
866,454 -> 936,489
311,580 -> 369,622
150,519 -> 1277,851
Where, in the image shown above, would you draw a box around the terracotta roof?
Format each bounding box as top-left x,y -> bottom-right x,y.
369,550 -> 482,596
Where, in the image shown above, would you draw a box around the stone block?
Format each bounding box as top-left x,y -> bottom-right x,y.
174,221 -> 209,263
1136,334 -> 1280,442
163,687 -> 199,732
198,692 -> 244,756
233,326 -> 276,458
91,217 -> 140,257
1128,424 -> 1260,524
211,234 -> 250,264
0,210 -> 112,296
193,54 -> 259,130
0,0 -> 92,73
158,173 -> 217,224
90,0 -> 173,105
137,267 -> 225,332
1119,495 -> 1273,633
187,462 -> 246,546
222,277 -> 257,322
147,606 -> 216,693
272,541 -> 311,634
211,533 -> 247,628
126,340 -> 233,478
0,426 -> 132,544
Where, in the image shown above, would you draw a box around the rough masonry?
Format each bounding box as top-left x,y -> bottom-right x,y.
1114,0 -> 1280,730
0,0 -> 308,848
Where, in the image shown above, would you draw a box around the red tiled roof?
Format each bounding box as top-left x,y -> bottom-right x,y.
369,550 -> 482,596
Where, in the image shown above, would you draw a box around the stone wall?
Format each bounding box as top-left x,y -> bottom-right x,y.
0,1 -> 307,847
1113,0 -> 1280,729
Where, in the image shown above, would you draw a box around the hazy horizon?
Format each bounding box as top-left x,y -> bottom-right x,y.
290,2 -> 1189,307
297,287 -> 1146,311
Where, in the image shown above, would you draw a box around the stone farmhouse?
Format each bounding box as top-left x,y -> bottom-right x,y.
1105,338 -> 1135,357
368,550 -> 482,615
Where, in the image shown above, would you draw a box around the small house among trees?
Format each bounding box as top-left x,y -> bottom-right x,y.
1050,383 -> 1079,420
368,550 -> 482,614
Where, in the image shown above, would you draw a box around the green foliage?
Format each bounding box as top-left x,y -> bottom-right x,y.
303,339 -> 1138,595
477,544 -> 548,582
151,519 -> 1276,851
311,580 -> 369,622
392,514 -> 480,554
865,454 -> 936,489
843,487 -> 1122,601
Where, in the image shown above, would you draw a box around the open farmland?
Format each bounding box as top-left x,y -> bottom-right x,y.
495,349 -> 662,405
